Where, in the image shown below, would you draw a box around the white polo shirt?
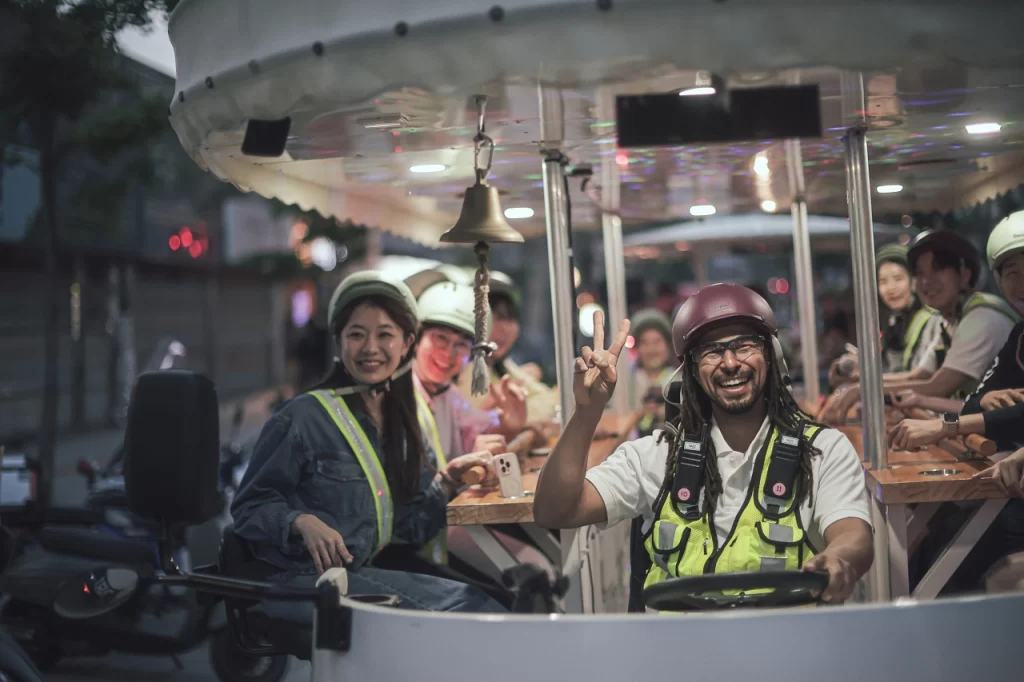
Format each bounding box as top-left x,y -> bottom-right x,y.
585,416 -> 872,550
915,307 -> 1015,381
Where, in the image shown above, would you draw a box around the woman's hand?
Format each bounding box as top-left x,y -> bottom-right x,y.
519,362 -> 544,381
472,433 -> 508,455
441,452 -> 499,497
979,388 -> 1024,412
887,418 -> 943,450
972,448 -> 1024,497
819,386 -> 858,426
574,310 -> 630,411
293,514 -> 353,574
491,375 -> 529,435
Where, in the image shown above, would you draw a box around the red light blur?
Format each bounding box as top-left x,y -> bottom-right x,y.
615,152 -> 629,168
776,278 -> 790,294
188,242 -> 203,258
168,235 -> 181,251
180,227 -> 193,248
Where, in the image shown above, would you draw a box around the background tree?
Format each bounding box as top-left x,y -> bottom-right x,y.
0,0 -> 177,515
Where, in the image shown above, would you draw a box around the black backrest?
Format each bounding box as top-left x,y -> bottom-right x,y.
123,370 -> 221,527
627,516 -> 651,612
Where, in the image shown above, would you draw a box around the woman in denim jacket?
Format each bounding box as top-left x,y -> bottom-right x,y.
231,271 -> 505,621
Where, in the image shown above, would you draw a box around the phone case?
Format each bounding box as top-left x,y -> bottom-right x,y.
494,453 -> 526,498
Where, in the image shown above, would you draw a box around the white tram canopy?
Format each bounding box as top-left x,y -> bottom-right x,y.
166,0 -> 1024,245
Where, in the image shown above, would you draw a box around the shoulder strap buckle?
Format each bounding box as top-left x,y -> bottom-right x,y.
671,424 -> 708,520
762,423 -> 802,510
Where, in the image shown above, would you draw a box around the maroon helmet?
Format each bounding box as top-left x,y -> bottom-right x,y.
671,283 -> 777,360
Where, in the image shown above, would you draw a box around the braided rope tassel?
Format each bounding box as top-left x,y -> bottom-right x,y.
470,241 -> 494,396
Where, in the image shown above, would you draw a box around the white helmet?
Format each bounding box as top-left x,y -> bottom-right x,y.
987,210 -> 1024,272
417,281 -> 489,339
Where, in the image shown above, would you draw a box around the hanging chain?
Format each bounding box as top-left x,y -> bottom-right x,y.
472,94 -> 493,183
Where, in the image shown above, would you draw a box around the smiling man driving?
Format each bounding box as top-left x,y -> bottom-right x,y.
534,284 -> 874,606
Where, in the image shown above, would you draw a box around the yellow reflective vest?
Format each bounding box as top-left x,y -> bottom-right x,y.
644,424 -> 822,590
414,389 -> 449,564
310,390 -> 393,558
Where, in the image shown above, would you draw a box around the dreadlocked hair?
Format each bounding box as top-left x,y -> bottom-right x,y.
656,339 -> 823,519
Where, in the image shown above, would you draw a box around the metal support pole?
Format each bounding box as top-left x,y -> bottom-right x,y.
843,122 -> 890,603
784,140 -> 820,407
597,87 -> 630,416
843,127 -> 886,470
540,84 -> 589,614
541,151 -> 576,427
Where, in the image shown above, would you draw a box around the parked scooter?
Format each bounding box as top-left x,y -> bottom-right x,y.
0,384 -> 279,681
0,527 -> 41,682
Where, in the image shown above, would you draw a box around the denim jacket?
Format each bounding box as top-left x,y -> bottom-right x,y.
230,393 -> 447,572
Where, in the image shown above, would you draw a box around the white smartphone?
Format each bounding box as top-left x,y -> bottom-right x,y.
494,453 -> 526,498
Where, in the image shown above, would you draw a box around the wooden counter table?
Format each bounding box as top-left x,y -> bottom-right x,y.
447,410 -> 640,527
833,421 -> 1009,600
446,410 -> 640,575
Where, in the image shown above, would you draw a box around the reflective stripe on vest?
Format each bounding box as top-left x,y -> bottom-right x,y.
414,389 -> 448,564
310,390 -> 393,553
901,307 -> 939,371
961,292 -> 1022,326
643,424 -> 822,596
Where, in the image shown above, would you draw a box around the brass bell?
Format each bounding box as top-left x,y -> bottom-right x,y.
440,179 -> 524,245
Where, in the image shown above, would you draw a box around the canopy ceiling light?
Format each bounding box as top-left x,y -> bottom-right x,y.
439,95 -> 524,395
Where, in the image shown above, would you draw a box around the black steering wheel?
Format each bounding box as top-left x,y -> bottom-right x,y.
643,570 -> 829,612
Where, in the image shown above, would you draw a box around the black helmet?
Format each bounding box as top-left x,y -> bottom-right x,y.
907,229 -> 980,288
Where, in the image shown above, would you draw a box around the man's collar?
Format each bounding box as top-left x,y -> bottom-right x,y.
710,414 -> 771,457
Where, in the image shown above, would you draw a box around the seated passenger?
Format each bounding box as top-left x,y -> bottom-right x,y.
450,271 -> 558,422
830,243 -> 942,383
412,280 -> 529,461
821,228 -> 1020,423
534,284 -> 873,605
624,309 -> 675,438
230,271 -> 505,622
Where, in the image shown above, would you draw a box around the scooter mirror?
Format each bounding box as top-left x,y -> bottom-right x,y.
52,567 -> 141,620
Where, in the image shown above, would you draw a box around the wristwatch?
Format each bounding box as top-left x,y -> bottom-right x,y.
941,413 -> 960,439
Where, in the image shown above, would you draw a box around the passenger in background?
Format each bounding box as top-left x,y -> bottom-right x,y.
411,280 -> 529,464
457,272 -> 559,423
820,228 -> 1020,424
625,309 -> 674,438
829,243 -> 943,384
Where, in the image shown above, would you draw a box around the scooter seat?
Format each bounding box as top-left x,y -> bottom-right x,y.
39,526 -> 155,566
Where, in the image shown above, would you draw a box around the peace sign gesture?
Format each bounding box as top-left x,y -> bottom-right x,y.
574,310 -> 630,409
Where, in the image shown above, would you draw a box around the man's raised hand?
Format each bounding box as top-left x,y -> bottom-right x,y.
573,310 -> 630,409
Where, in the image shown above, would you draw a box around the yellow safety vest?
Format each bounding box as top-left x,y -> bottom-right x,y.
961,292 -> 1022,326
415,389 -> 449,564
900,306 -> 940,371
644,424 -> 822,591
310,390 -> 393,558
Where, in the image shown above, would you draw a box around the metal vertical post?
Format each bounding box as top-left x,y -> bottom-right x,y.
597,87 -> 630,416
784,140 -> 820,407
540,84 -> 589,614
843,121 -> 890,603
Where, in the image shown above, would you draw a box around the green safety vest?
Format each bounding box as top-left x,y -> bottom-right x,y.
961,292 -> 1022,326
310,390 -> 393,557
644,424 -> 822,594
633,366 -> 676,431
415,389 -> 449,564
900,306 -> 941,371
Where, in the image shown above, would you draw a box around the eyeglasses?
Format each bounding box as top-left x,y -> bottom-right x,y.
424,329 -> 472,356
692,335 -> 765,366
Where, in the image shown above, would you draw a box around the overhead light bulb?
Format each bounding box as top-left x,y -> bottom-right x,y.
965,122 -> 1001,135
689,204 -> 717,217
409,164 -> 447,173
761,200 -> 777,212
876,184 -> 903,194
753,154 -> 771,177
679,87 -> 716,97
503,207 -> 535,219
